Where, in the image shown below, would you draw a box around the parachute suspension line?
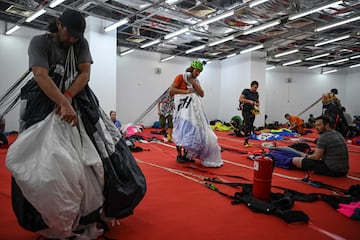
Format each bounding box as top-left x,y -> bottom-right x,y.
0,70 -> 32,119
133,87 -> 169,125
297,97 -> 322,117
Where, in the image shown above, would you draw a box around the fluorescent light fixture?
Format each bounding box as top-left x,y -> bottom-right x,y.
25,8 -> 46,23
140,39 -> 161,48
49,0 -> 65,8
308,63 -> 326,69
274,49 -> 299,58
196,10 -> 234,27
315,15 -> 360,32
288,1 -> 343,21
249,0 -> 271,8
327,58 -> 349,65
240,44 -> 264,54
164,27 -> 189,40
266,66 -> 276,70
161,55 -> 175,62
226,53 -> 237,58
208,36 -> 234,47
206,61 -> 212,64
305,53 -> 330,61
5,25 -> 20,35
243,20 -> 281,35
104,18 -> 129,32
185,45 -> 206,54
322,69 -> 338,74
349,63 -> 360,68
282,59 -> 302,66
350,55 -> 360,59
314,34 -> 350,47
120,49 -> 134,56
166,0 -> 179,4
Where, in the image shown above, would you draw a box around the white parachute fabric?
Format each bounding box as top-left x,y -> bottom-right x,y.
6,112 -> 104,238
172,93 -> 223,167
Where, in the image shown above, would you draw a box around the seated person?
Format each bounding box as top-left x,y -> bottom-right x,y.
110,111 -> 121,130
0,117 -> 8,146
307,114 -> 316,128
341,107 -> 353,126
229,115 -> 244,137
291,115 -> 349,177
284,113 -> 305,135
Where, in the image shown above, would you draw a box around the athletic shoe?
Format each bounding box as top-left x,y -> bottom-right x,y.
244,143 -> 253,148
176,155 -> 187,163
184,157 -> 195,163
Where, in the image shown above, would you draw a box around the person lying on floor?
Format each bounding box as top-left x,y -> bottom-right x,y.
291,115 -> 349,177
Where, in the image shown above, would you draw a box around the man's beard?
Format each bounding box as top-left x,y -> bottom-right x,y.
58,41 -> 72,49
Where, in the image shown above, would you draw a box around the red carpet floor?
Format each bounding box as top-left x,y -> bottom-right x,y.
1,130 -> 359,240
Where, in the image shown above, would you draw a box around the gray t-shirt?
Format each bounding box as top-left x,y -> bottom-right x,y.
317,129 -> 349,173
28,34 -> 92,71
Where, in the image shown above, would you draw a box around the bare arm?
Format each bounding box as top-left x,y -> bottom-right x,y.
240,94 -> 256,105
306,147 -> 324,160
188,78 -> 204,97
64,63 -> 91,96
169,82 -> 194,95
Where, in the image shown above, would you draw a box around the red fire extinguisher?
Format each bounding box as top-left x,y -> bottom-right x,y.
252,155 -> 273,202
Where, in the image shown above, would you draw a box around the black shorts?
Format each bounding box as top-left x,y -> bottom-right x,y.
301,158 -> 347,177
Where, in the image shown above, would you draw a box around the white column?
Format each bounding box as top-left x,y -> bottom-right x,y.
85,16 -> 117,115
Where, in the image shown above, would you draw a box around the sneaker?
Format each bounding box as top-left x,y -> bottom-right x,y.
244,143 -> 253,148
176,155 -> 187,163
184,157 -> 195,163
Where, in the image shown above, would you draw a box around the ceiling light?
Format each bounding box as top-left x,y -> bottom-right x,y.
282,59 -> 302,66
314,34 -> 350,47
349,63 -> 360,68
104,18 -> 129,32
274,49 -> 299,58
322,69 -> 338,74
350,55 -> 360,59
25,8 -> 46,23
5,25 -> 20,35
208,36 -> 234,47
240,44 -> 264,54
164,27 -> 189,40
243,20 -> 281,35
288,1 -> 343,21
186,45 -> 206,54
308,63 -> 326,69
196,10 -> 234,27
315,15 -> 360,32
249,0 -> 271,8
120,49 -> 134,56
226,53 -> 237,58
49,0 -> 65,8
206,61 -> 212,64
140,39 -> 161,48
305,53 -> 330,60
161,55 -> 175,62
165,0 -> 179,4
266,66 -> 276,70
327,58 -> 349,65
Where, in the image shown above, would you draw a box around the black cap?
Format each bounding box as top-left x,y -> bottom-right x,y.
330,88 -> 338,94
59,9 -> 86,38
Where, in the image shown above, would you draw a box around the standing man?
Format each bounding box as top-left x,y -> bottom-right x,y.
239,81 -> 259,147
157,90 -> 174,142
292,115 -> 349,177
284,113 -> 305,135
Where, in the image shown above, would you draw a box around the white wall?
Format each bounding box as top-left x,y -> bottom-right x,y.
345,68 -> 360,117
0,22 -> 42,132
265,66 -> 352,124
116,50 -> 221,126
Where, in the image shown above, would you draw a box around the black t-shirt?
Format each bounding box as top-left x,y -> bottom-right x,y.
241,88 -> 259,112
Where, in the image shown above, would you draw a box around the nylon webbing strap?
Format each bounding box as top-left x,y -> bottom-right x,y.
297,97 -> 322,116
133,87 -> 169,125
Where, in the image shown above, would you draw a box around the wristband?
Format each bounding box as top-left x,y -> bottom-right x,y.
64,90 -> 73,98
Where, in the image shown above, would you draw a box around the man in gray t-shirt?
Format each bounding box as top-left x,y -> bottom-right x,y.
21,9 -> 92,130
292,115 -> 349,177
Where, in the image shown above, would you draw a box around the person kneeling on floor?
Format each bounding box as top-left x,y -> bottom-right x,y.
291,115 -> 349,177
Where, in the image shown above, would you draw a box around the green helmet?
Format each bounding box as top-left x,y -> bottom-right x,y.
191,60 -> 203,71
